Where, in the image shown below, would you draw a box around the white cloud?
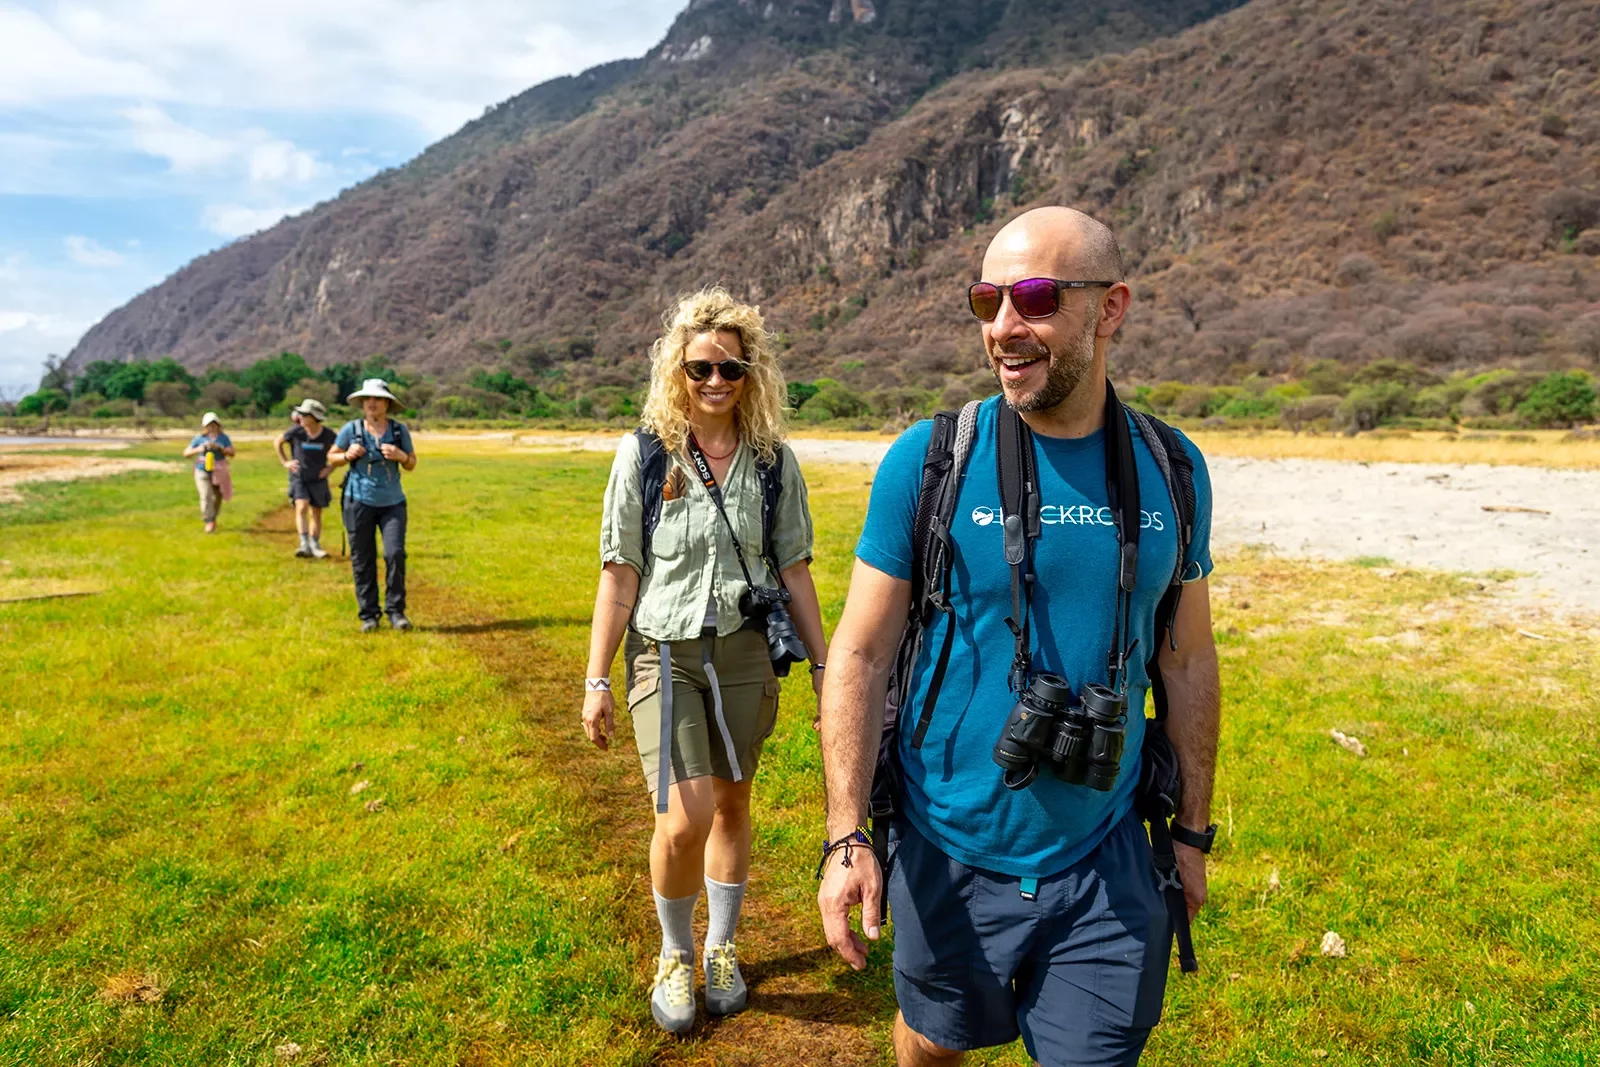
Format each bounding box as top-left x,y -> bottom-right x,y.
121,104 -> 243,173
1,0 -> 685,136
0,7 -> 169,104
201,202 -> 310,238
64,235 -> 126,268
247,139 -> 319,184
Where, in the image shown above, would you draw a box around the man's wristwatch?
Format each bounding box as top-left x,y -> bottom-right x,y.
1170,822 -> 1218,854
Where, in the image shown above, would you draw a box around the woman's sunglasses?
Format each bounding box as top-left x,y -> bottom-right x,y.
683,359 -> 750,382
967,278 -> 1115,322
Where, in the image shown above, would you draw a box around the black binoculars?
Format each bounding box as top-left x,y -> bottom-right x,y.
739,585 -> 808,676
992,673 -> 1126,792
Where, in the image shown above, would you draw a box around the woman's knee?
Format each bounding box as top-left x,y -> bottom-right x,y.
656,784 -> 715,849
711,780 -> 753,824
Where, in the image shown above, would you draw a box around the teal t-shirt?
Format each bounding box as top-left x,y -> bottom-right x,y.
189,433 -> 232,472
334,420 -> 413,507
855,396 -> 1213,878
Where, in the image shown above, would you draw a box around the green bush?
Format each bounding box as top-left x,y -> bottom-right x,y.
1173,386 -> 1214,418
1337,381 -> 1413,431
1411,380 -> 1471,421
1516,371 -> 1597,428
809,378 -> 868,419
1146,381 -> 1185,413
787,381 -> 820,410
1215,392 -> 1280,420
1462,370 -> 1543,417
17,389 -> 70,416
1300,359 -> 1352,396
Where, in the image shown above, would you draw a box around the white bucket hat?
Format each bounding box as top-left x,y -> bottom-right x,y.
293,398 -> 329,421
200,411 -> 222,430
347,378 -> 402,411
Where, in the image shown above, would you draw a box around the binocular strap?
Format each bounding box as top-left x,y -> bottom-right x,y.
701,633 -> 744,787
656,641 -> 675,814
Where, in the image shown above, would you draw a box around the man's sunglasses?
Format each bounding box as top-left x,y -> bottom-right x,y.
683,359 -> 750,382
967,279 -> 1116,322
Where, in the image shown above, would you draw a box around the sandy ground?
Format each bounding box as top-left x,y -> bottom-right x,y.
518,433 -> 1600,619
0,454 -> 177,504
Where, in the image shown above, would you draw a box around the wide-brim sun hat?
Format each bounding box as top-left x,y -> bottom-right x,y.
293,398 -> 329,422
347,378 -> 402,411
200,411 -> 222,430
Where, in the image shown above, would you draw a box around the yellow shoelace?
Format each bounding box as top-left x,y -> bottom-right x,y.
706,942 -> 738,992
654,951 -> 693,1007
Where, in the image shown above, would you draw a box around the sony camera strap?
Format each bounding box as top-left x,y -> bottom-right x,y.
686,435 -> 761,593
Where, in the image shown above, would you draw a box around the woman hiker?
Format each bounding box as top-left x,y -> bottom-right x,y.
181,411 -> 234,533
582,288 -> 829,1034
276,398 -> 336,558
328,379 -> 417,632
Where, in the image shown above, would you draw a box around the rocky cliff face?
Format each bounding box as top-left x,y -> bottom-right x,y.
68,0 -> 1600,394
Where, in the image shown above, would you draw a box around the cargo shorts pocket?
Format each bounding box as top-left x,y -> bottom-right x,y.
754,678 -> 781,744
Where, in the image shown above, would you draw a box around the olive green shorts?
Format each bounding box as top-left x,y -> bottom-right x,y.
625,629 -> 781,797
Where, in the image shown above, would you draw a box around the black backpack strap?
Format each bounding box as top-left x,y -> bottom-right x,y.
890,399 -> 981,747
757,446 -> 784,580
1126,408 -> 1198,720
634,428 -> 668,576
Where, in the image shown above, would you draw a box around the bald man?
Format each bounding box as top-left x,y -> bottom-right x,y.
817,207 -> 1219,1066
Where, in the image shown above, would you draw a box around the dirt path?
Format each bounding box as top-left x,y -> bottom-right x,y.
242,503 -> 891,1063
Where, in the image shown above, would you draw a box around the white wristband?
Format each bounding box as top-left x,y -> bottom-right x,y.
585,678 -> 612,692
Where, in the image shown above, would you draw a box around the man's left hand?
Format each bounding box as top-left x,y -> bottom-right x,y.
379,443 -> 404,461
1174,842 -> 1207,921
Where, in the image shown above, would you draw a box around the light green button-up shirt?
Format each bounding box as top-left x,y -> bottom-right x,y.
601,432 -> 815,643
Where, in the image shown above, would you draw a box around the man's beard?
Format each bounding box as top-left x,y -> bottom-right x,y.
990,313 -> 1098,413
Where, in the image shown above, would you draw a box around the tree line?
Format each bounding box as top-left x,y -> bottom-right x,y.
11,352 -> 1596,433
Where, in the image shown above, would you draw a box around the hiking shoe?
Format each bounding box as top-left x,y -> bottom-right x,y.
651,950 -> 696,1034
704,942 -> 747,1017
360,618 -> 380,634
309,538 -> 329,559
295,537 -> 312,558
389,614 -> 413,632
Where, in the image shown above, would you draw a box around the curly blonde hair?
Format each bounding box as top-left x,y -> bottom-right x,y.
640,287 -> 788,466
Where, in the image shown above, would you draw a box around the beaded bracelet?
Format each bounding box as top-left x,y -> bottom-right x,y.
814,825 -> 872,880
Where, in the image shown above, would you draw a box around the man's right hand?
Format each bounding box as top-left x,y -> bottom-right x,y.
286,459 -> 300,474
818,840 -> 883,971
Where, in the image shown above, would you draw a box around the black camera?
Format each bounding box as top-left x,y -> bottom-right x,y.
739,586 -> 808,676
992,673 -> 1127,792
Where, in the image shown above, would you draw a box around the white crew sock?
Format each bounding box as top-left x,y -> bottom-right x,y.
704,876 -> 747,953
654,888 -> 699,965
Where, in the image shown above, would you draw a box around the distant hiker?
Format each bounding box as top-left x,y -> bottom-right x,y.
276,398 -> 336,559
817,207 -> 1221,1067
582,288 -> 829,1034
182,411 -> 234,534
328,379 -> 417,633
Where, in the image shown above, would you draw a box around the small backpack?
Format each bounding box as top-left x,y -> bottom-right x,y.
634,429 -> 784,577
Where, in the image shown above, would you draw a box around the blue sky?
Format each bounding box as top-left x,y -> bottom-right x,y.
0,0 -> 688,397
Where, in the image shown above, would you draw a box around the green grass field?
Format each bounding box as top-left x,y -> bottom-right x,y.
1,438 -> 1596,1066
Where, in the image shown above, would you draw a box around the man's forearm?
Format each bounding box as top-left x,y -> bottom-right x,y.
1163,646 -> 1221,829
820,644 -> 890,840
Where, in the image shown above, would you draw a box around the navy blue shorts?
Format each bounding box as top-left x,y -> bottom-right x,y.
886,809 -> 1172,1067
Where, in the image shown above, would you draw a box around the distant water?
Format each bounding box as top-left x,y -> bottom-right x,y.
1,436 -> 123,447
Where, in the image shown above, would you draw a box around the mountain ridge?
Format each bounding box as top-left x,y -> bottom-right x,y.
66,0 -> 1600,396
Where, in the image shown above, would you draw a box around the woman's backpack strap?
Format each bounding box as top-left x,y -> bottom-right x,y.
634,428 -> 668,575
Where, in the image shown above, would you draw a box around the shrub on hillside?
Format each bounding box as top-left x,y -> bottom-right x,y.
145,381 -> 193,417
1411,380 -> 1471,420
1337,381 -> 1413,432
1351,359 -> 1439,389
1333,254 -> 1380,286
1300,359 -> 1352,396
1516,371 -> 1597,428
1541,188 -> 1600,239
809,378 -> 868,419
1280,395 -> 1341,432
200,380 -> 251,415
1461,370 -> 1543,417
1146,381 -> 1185,413
1173,386 -> 1214,419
